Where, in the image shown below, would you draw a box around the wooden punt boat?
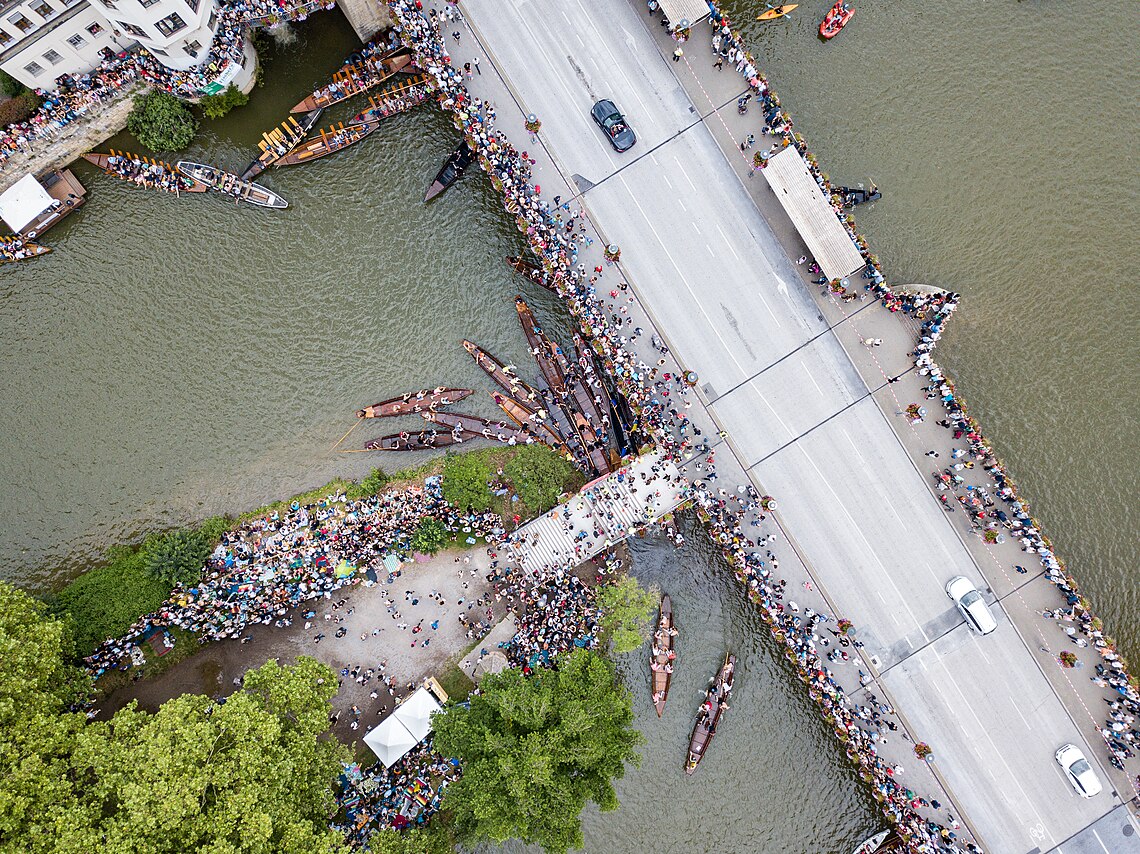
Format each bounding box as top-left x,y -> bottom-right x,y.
650,594 -> 676,716
424,140 -> 473,202
1,236 -> 50,262
757,3 -> 797,20
290,47 -> 413,113
422,411 -> 554,448
348,73 -> 434,124
684,653 -> 735,775
852,829 -> 904,854
364,429 -> 464,451
506,254 -> 557,293
356,387 -> 473,418
490,390 -> 567,448
834,182 -> 881,207
84,151 -> 208,193
275,120 -> 379,167
240,109 -> 323,180
571,333 -> 614,439
515,296 -> 568,398
175,162 -> 288,209
819,1 -> 854,39
461,339 -> 542,404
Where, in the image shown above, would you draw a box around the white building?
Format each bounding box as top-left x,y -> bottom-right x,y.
0,0 -> 254,94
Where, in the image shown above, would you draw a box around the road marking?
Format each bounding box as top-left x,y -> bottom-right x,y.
754,287 -> 781,327
570,0 -> 650,117
1091,829 -> 1111,854
674,155 -> 698,190
692,221 -> 700,234
714,223 -> 740,259
706,243 -> 715,256
1010,697 -> 1031,729
662,173 -> 674,189
576,33 -> 584,47
801,361 -> 825,398
677,199 -> 686,211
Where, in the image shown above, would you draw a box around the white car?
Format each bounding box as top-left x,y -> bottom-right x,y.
945,576 -> 997,635
1056,744 -> 1103,798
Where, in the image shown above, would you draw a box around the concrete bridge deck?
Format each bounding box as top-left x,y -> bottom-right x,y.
440,2 -> 1139,852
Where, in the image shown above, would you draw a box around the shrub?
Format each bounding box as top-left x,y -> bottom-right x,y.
0,91 -> 41,127
141,528 -> 212,587
347,467 -> 388,499
596,576 -> 659,654
198,84 -> 249,120
504,444 -> 577,513
411,517 -> 448,555
0,69 -> 25,98
441,452 -> 494,512
127,91 -> 197,152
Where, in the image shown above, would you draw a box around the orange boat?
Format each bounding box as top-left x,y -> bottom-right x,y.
819,1 -> 854,39
290,48 -> 413,113
650,595 -> 676,716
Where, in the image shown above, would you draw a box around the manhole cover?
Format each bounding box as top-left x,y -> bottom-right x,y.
1124,824 -> 1135,837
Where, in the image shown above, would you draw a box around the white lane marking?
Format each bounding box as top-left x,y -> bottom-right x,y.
715,223 -> 740,260
706,243 -> 715,257
1091,829 -> 1111,854
662,173 -> 674,189
674,155 -> 698,191
754,288 -> 781,327
570,0 -> 650,117
801,361 -> 825,398
650,154 -> 659,166
576,33 -> 584,47
1010,697 -> 1031,729
678,199 -> 686,211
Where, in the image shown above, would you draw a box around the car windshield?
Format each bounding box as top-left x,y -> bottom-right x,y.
1071,758 -> 1091,776
960,590 -> 982,607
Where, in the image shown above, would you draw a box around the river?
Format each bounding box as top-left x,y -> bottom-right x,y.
0,3 -> 1135,851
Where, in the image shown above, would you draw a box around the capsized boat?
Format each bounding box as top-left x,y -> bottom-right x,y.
819,1 -> 854,39
364,429 -> 465,451
84,151 -> 208,193
757,3 -> 797,21
175,162 -> 288,209
1,236 -> 50,262
684,653 -> 735,775
348,73 -> 434,124
290,47 -> 413,113
275,120 -> 379,167
424,140 -> 474,202
650,594 -> 676,716
240,109 -> 324,180
356,387 -> 473,418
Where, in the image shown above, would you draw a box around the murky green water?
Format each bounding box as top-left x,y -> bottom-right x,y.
0,4 -> 1135,851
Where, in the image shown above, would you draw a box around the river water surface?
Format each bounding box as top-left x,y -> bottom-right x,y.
0,4 -> 1136,851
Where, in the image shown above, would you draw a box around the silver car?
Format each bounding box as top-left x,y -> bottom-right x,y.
945,575 -> 997,635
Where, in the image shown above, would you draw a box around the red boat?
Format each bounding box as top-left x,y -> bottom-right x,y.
819,2 -> 854,39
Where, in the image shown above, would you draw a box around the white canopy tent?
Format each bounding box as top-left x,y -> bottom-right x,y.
657,0 -> 711,29
0,174 -> 52,234
362,687 -> 443,767
761,146 -> 866,282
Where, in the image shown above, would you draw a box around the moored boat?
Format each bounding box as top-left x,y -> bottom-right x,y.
819,1 -> 854,38
1,236 -> 50,262
356,387 -> 473,418
461,339 -> 542,403
684,653 -> 735,774
506,254 -> 558,293
422,410 -> 549,448
650,594 -> 676,716
490,390 -> 567,448
757,3 -> 797,21
84,151 -> 208,193
240,109 -> 324,180
424,140 -> 474,202
852,829 -> 904,854
290,47 -> 413,113
364,429 -> 464,451
348,73 -> 434,123
175,162 -> 288,209
275,120 -> 379,167
834,182 -> 880,207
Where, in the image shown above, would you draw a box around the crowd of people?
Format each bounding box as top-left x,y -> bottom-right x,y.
82,476 -> 503,680
97,153 -> 200,193
230,0 -> 334,27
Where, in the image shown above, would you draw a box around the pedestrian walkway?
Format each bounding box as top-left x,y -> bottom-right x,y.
505,451 -> 685,574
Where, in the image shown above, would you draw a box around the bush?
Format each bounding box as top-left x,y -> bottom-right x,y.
198,84 -> 249,120
141,528 -> 212,587
411,517 -> 449,555
504,444 -> 577,512
0,91 -> 41,127
441,452 -> 494,512
127,91 -> 198,152
0,69 -> 25,98
347,467 -> 388,499
596,576 -> 659,654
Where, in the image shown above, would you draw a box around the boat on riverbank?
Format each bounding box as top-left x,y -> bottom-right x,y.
461,339 -> 543,403
506,254 -> 558,293
240,110 -> 324,180
356,388 -> 473,418
650,594 -> 675,716
275,121 -> 380,167
1,236 -> 49,262
757,4 -> 797,21
364,429 -> 465,451
422,410 -> 552,448
834,182 -> 880,207
820,1 -> 854,38
490,390 -> 567,448
852,829 -> 904,853
290,47 -> 414,113
348,73 -> 435,124
684,653 -> 735,774
175,162 -> 288,209
424,140 -> 473,202
84,151 -> 208,193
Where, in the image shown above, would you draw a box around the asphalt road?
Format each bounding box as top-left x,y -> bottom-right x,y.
463,0 -> 1129,850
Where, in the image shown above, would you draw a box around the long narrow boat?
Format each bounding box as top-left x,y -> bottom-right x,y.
1,236 -> 50,262
650,594 -> 676,716
834,182 -> 881,207
819,1 -> 854,39
490,390 -> 567,448
684,653 -> 735,775
852,829 -> 904,854
572,333 -> 614,441
424,140 -> 474,202
240,109 -> 324,180
364,429 -> 465,451
461,339 -> 542,403
275,120 -> 379,167
757,3 -> 797,20
84,151 -> 208,193
348,73 -> 434,124
290,47 -> 413,113
175,162 -> 288,209
356,387 -> 473,419
422,411 -> 554,448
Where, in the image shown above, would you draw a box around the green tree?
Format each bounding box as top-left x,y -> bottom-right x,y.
127,91 -> 198,152
504,444 -> 578,512
366,826 -> 452,854
0,69 -> 24,98
348,466 -> 388,499
141,527 -> 212,587
596,575 -> 659,654
411,517 -> 448,554
433,649 -> 642,854
199,83 -> 249,120
441,452 -> 494,511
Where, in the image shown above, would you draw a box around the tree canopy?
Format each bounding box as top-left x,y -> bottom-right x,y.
596,575 -> 660,654
441,452 -> 494,512
503,444 -> 578,513
432,649 -> 641,854
199,84 -> 249,120
127,91 -> 198,152
142,527 -> 213,586
411,517 -> 449,554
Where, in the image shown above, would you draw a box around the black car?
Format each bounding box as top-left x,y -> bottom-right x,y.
590,99 -> 636,152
